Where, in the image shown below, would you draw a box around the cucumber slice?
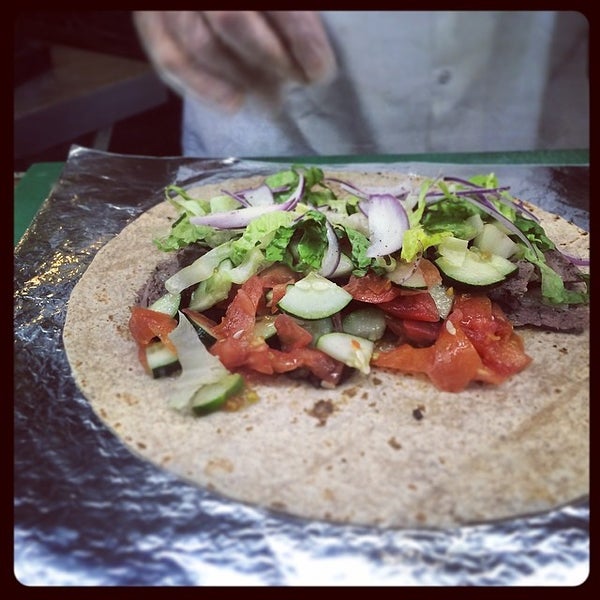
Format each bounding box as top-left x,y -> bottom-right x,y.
435,248 -> 517,287
191,372 -> 244,416
437,236 -> 469,266
277,272 -> 352,319
397,267 -> 427,289
293,317 -> 333,345
316,332 -> 374,375
386,259 -> 424,288
464,213 -> 484,240
254,315 -> 278,340
146,342 -> 181,378
328,253 -> 354,279
473,223 -> 518,258
342,307 -> 387,341
184,311 -> 218,347
149,292 -> 181,317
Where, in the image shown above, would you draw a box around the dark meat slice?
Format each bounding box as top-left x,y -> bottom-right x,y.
544,249 -> 587,285
488,252 -> 589,333
136,244 -> 208,307
136,256 -> 180,307
493,289 -> 589,332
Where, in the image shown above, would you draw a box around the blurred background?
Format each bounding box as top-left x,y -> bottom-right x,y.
14,11 -> 182,173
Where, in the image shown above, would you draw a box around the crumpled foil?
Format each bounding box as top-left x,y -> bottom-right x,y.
14,146 -> 589,586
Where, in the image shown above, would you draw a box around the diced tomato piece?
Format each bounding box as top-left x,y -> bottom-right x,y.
274,313 -> 313,350
373,342 -> 435,375
378,291 -> 440,322
128,306 -> 178,350
212,275 -> 264,339
417,258 -> 443,287
128,306 -> 178,372
372,292 -> 531,392
386,316 -> 442,345
256,264 -> 298,313
269,346 -> 347,386
373,317 -> 500,392
452,294 -> 532,375
427,317 -> 503,391
256,264 -> 297,287
343,272 -> 400,303
181,308 -> 219,333
210,337 -> 250,369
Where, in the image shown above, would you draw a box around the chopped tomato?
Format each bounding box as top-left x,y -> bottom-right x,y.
256,264 -> 297,287
386,316 -> 442,345
378,291 -> 440,322
274,313 -> 313,350
427,316 -> 504,391
416,258 -> 443,287
256,264 -> 298,313
372,292 -> 531,392
208,276 -> 345,385
452,294 -> 532,376
128,306 -> 178,371
181,308 -> 218,334
211,275 -> 264,339
373,318 -> 502,392
343,272 -> 400,303
268,346 -> 347,386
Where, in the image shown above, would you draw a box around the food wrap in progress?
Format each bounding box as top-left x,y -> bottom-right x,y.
62,167 -> 589,529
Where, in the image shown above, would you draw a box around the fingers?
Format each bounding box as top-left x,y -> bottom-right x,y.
133,11 -> 245,111
264,11 -> 337,83
202,11 -> 304,81
133,11 -> 337,112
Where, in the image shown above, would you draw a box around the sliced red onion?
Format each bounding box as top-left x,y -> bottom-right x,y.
222,183 -> 290,207
221,189 -> 249,207
427,191 -> 535,254
442,176 -> 540,223
559,251 -> 589,267
236,184 -> 275,206
318,220 -> 341,277
325,177 -> 409,201
365,194 -> 409,258
385,251 -> 423,285
191,173 -> 304,229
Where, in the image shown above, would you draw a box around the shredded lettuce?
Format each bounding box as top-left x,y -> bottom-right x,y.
154,166 -> 588,308
230,211 -> 296,265
167,313 -> 230,411
523,246 -> 589,305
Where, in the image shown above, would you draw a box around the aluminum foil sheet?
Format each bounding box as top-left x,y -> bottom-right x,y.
14,146 -> 589,586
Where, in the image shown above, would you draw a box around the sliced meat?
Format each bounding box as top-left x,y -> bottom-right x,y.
488,251 -> 589,333
136,244 -> 208,307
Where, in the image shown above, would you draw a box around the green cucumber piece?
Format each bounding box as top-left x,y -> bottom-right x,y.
149,292 -> 181,317
277,272 -> 352,319
397,267 -> 427,289
191,373 -> 245,416
316,332 -> 374,375
184,311 -> 218,347
386,259 -> 425,288
146,342 -> 181,378
342,307 -> 387,341
254,315 -> 278,340
437,236 -> 469,265
435,248 -> 517,287
473,222 -> 518,258
293,316 -> 334,345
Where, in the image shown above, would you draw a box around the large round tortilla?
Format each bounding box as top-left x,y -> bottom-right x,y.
62,171 -> 589,529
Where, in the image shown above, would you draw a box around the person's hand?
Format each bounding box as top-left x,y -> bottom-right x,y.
133,11 -> 337,112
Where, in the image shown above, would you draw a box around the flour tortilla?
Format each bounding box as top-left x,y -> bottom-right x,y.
62,171 -> 589,529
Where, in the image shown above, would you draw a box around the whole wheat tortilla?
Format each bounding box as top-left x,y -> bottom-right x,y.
62,171 -> 589,529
